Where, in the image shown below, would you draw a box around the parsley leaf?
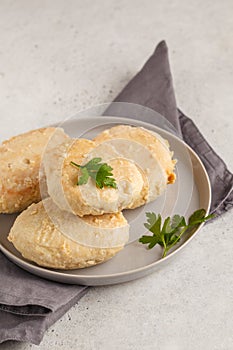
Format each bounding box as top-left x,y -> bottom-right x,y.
78,167 -> 89,185
139,209 -> 214,258
142,213 -> 163,248
70,158 -> 117,189
96,163 -> 117,189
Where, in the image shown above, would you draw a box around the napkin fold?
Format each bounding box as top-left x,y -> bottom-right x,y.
0,40 -> 232,345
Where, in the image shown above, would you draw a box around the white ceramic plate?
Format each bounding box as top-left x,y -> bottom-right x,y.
0,116 -> 211,286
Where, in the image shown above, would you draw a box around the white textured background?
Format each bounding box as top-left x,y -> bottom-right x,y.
0,0 -> 232,349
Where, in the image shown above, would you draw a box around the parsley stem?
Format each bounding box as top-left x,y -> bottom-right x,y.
162,248 -> 168,258
163,226 -> 188,257
70,161 -> 81,168
161,236 -> 167,258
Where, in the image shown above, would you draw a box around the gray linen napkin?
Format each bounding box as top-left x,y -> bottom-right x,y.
113,41 -> 233,216
0,253 -> 88,345
0,40 -> 232,346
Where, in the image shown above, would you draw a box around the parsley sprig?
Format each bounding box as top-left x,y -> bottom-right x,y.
139,209 -> 214,258
70,157 -> 117,189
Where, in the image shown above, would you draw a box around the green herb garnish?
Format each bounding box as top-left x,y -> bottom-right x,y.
139,209 -> 214,258
70,157 -> 117,189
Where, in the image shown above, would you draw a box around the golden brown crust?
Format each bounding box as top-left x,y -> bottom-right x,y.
93,125 -> 176,184
0,127 -> 68,213
8,200 -> 126,270
82,211 -> 128,227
